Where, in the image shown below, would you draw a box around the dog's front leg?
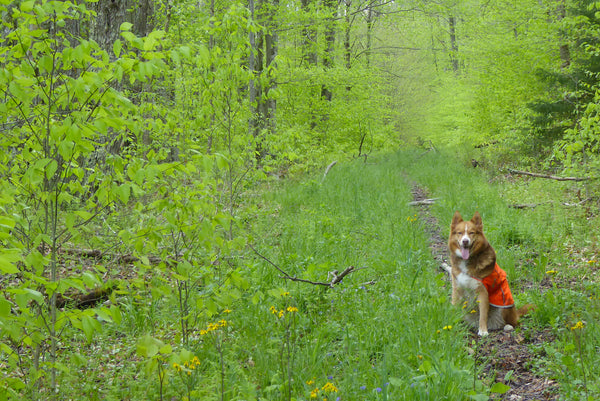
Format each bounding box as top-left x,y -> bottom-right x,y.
451,275 -> 464,306
476,285 -> 490,336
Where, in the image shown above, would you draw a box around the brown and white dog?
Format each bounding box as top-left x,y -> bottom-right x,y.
442,211 -> 532,336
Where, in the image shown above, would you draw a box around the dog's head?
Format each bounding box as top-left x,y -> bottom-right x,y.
449,211 -> 485,260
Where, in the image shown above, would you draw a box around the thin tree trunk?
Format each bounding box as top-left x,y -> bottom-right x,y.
365,1 -> 373,68
448,15 -> 459,73
344,0 -> 352,70
301,0 -> 317,66
557,0 -> 570,68
321,0 -> 336,102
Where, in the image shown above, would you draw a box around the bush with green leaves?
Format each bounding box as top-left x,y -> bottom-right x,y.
0,1 -> 166,397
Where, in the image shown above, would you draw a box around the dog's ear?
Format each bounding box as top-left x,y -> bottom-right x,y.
451,211 -> 463,227
471,211 -> 483,228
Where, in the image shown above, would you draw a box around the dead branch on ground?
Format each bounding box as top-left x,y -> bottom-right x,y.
249,244 -> 361,288
507,168 -> 595,182
408,198 -> 439,206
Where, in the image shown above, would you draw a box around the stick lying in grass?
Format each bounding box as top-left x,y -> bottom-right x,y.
507,168 -> 595,182
408,198 -> 438,206
249,244 -> 359,288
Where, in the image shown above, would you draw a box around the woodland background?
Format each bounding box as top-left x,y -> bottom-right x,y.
1,0 -> 600,400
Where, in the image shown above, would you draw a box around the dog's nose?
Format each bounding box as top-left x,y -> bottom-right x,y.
461,238 -> 470,247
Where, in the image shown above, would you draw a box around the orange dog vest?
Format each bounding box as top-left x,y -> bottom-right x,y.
476,263 -> 514,308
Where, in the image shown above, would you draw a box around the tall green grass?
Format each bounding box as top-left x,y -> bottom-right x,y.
34,149 -> 600,400
249,157 -> 484,399
394,148 -> 600,400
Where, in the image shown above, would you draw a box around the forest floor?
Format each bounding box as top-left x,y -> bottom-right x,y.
410,184 -> 560,401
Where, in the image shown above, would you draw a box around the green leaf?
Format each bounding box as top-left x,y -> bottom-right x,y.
81,314 -> 101,343
113,39 -> 123,58
136,335 -> 165,358
0,295 -> 12,317
120,22 -> 133,31
418,360 -> 432,374
0,249 -> 21,274
159,344 -> 172,355
39,55 -> 54,74
490,382 -> 511,394
20,1 -> 35,12
467,392 -> 489,401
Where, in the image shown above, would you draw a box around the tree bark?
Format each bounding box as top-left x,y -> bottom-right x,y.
249,0 -> 278,164
301,0 -> 318,66
557,0 -> 571,68
321,0 -> 336,102
448,15 -> 459,73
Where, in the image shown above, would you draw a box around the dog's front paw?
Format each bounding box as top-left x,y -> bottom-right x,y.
478,329 -> 489,337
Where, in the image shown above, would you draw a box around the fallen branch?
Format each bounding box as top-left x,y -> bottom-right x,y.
509,198 -> 592,209
60,248 -> 162,265
322,161 -> 338,181
55,285 -> 116,309
509,203 -> 542,209
507,168 -> 594,182
249,244 -> 360,288
408,198 -> 439,206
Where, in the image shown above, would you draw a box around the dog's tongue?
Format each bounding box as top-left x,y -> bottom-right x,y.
460,247 -> 470,260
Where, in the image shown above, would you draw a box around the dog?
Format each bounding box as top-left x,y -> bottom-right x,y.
442,211 -> 532,336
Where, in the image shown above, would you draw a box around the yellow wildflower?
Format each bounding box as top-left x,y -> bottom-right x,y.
571,321 -> 585,330
287,306 -> 298,313
322,382 -> 338,393
310,388 -> 319,398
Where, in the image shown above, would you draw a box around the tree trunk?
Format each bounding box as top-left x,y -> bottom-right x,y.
249,0 -> 278,164
344,0 -> 352,70
448,15 -> 459,73
557,0 -> 571,68
301,0 -> 317,66
321,0 -> 336,102
365,1 -> 373,68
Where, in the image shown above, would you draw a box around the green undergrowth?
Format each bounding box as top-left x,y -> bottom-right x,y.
394,148 -> 600,400
250,158 -> 474,399
4,150 -> 599,400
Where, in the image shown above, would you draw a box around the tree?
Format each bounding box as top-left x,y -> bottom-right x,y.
0,2 -> 164,397
249,0 -> 279,164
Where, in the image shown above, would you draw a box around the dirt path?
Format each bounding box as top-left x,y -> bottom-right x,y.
410,184 -> 560,401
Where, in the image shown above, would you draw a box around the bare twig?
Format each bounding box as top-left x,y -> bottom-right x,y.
507,168 -> 595,182
509,198 -> 592,209
249,244 -> 359,288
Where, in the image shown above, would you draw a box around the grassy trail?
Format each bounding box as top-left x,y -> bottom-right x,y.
251,149 -> 600,400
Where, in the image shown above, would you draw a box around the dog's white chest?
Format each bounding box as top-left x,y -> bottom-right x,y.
456,260 -> 480,290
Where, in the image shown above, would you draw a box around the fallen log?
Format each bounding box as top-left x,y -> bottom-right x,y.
507,168 -> 595,182
55,285 -> 116,309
